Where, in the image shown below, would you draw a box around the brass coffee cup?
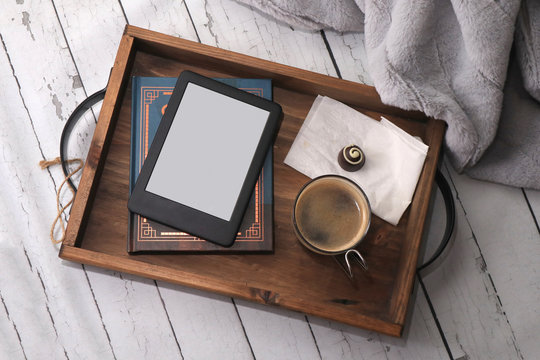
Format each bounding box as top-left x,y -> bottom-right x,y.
292,175 -> 370,277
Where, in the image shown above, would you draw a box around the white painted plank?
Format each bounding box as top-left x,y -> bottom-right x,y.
0,184 -> 62,360
234,300 -> 320,360
52,0 -> 186,354
80,267 -> 182,359
183,2 -> 337,358
420,164 -> 522,360
51,0 -> 127,94
0,290 -> 25,360
305,186 -> 450,360
323,31 -> 373,86
307,287 -> 449,360
0,235 -> 65,360
444,161 -> 539,359
2,0 -> 193,358
121,1 -> 256,357
184,0 -> 337,76
235,282 -> 448,360
53,0 -> 199,96
63,109 -> 99,187
236,286 -> 449,360
0,1 -> 117,358
124,0 -> 253,354
307,317 -> 387,360
185,2 -> 452,358
0,1 -> 86,169
524,189 -> 540,227
156,283 -> 253,360
120,0 -> 199,41
56,2 -> 253,358
3,2 -> 533,360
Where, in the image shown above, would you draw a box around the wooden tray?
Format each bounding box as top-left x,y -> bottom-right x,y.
60,25 -> 445,337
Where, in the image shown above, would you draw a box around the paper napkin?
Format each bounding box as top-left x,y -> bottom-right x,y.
284,96 -> 429,225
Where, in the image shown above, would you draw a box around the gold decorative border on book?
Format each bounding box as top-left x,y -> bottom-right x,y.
137,86 -> 265,243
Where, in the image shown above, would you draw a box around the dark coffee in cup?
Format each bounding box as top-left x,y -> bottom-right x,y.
293,175 -> 370,254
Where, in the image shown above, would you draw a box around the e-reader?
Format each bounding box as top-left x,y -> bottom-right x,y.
128,71 -> 282,247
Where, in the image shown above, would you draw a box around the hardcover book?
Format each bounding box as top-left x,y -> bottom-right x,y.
128,77 -> 273,252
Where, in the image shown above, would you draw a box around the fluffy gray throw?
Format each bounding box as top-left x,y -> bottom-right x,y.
238,0 -> 540,189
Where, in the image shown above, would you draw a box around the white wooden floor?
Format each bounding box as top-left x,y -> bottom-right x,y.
0,1 -> 539,359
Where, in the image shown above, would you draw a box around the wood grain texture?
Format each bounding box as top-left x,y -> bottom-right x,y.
387,119 -> 445,325
2,1 -> 538,359
59,26 -> 445,336
327,25 -> 540,359
444,162 -> 539,359
53,2 -> 240,358
185,0 -> 337,76
155,283 -> 254,360
420,164 -> 522,359
324,30 -> 373,86
0,292 -> 25,360
63,33 -> 135,248
52,0 -> 127,94
184,3 -> 451,355
234,300 -> 321,360
79,266 -> 183,359
122,0 -> 199,42
0,1 -> 116,358
307,288 -> 449,360
524,189 -> 540,227
51,2 -> 189,358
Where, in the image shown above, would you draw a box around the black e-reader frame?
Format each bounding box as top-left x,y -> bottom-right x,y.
128,71 -> 282,247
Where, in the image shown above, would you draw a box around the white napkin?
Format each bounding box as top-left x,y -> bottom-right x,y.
284,96 -> 429,225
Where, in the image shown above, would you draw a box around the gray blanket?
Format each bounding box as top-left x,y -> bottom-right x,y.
238,0 -> 540,189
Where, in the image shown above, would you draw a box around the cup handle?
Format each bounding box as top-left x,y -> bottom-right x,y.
335,249 -> 368,279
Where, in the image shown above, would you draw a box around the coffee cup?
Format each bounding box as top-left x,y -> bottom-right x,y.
292,175 -> 370,277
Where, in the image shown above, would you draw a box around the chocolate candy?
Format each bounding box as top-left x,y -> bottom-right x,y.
338,145 -> 365,172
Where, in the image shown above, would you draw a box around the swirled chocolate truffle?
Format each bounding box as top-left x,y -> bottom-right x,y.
338,145 -> 365,172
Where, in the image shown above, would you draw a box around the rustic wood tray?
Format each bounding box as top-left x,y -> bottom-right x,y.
60,25 -> 445,337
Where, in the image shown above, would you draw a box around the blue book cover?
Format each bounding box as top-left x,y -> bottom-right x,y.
128,77 -> 273,252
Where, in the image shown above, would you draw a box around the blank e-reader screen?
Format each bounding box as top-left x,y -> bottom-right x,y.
145,82 -> 270,221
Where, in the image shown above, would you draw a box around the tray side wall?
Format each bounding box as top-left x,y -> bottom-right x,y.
62,32 -> 136,248
59,25 -> 445,337
388,119 -> 446,325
